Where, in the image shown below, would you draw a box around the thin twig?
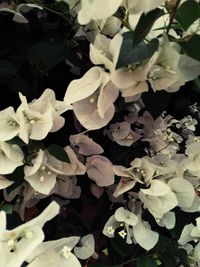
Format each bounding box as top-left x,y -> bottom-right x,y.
166,0 -> 181,35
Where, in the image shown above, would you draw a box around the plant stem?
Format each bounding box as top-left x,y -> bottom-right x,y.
166,0 -> 181,35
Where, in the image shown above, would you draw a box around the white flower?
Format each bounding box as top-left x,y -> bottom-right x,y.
157,211 -> 176,229
111,55 -> 156,99
103,207 -> 138,244
74,234 -> 95,260
26,236 -> 81,267
168,178 -> 195,209
183,137 -> 200,177
17,93 -> 53,143
148,37 -> 200,92
46,146 -> 86,176
113,157 -> 155,197
90,33 -> 151,99
29,89 -> 69,132
86,155 -> 115,187
78,0 -> 122,25
52,176 -> 81,199
113,177 -> 136,197
24,150 -> 58,195
178,217 -> 200,266
139,180 -> 178,219
90,33 -> 120,71
0,201 -> 59,267
84,16 -> 121,43
132,216 -> 159,251
0,107 -> 19,141
70,133 -> 104,155
115,207 -> 138,226
64,67 -> 119,130
103,207 -> 159,250
0,141 -> 24,175
104,121 -> 141,146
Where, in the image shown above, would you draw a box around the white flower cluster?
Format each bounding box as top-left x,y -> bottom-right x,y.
98,109 -> 200,252
61,0 -> 200,130
1,1 -> 200,265
0,201 -> 95,267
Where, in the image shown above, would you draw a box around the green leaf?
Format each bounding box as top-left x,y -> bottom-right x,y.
0,60 -> 16,83
1,204 -> 12,214
175,248 -> 190,267
111,233 -> 135,256
29,41 -> 70,72
137,256 -> 157,267
49,1 -> 69,13
175,0 -> 200,31
28,140 -> 44,154
134,8 -> 164,47
48,144 -> 70,163
7,137 -> 26,147
116,32 -> 159,69
155,236 -> 177,267
180,34 -> 200,61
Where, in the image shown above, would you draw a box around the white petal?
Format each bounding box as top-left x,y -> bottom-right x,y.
0,176 -> 14,189
64,67 -> 104,105
178,223 -> 195,245
168,178 -> 195,208
115,207 -> 138,226
86,155 -> 114,186
157,211 -> 176,229
141,180 -> 170,197
133,218 -> 159,251
7,227 -> 44,267
74,234 -> 95,260
78,0 -> 122,25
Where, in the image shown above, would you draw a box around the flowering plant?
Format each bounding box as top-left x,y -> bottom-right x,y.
1,0 -> 200,266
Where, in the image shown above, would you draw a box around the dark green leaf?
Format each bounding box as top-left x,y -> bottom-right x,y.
159,252 -> 177,267
134,8 -> 164,47
29,41 -> 70,72
48,144 -> 70,163
7,137 -> 26,147
1,204 -> 12,214
155,236 -> 177,267
28,140 -> 44,154
116,32 -> 159,69
0,60 -> 16,83
111,233 -> 135,256
137,256 -> 157,267
175,0 -> 200,31
49,1 -> 69,13
180,34 -> 200,61
175,248 -> 190,267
